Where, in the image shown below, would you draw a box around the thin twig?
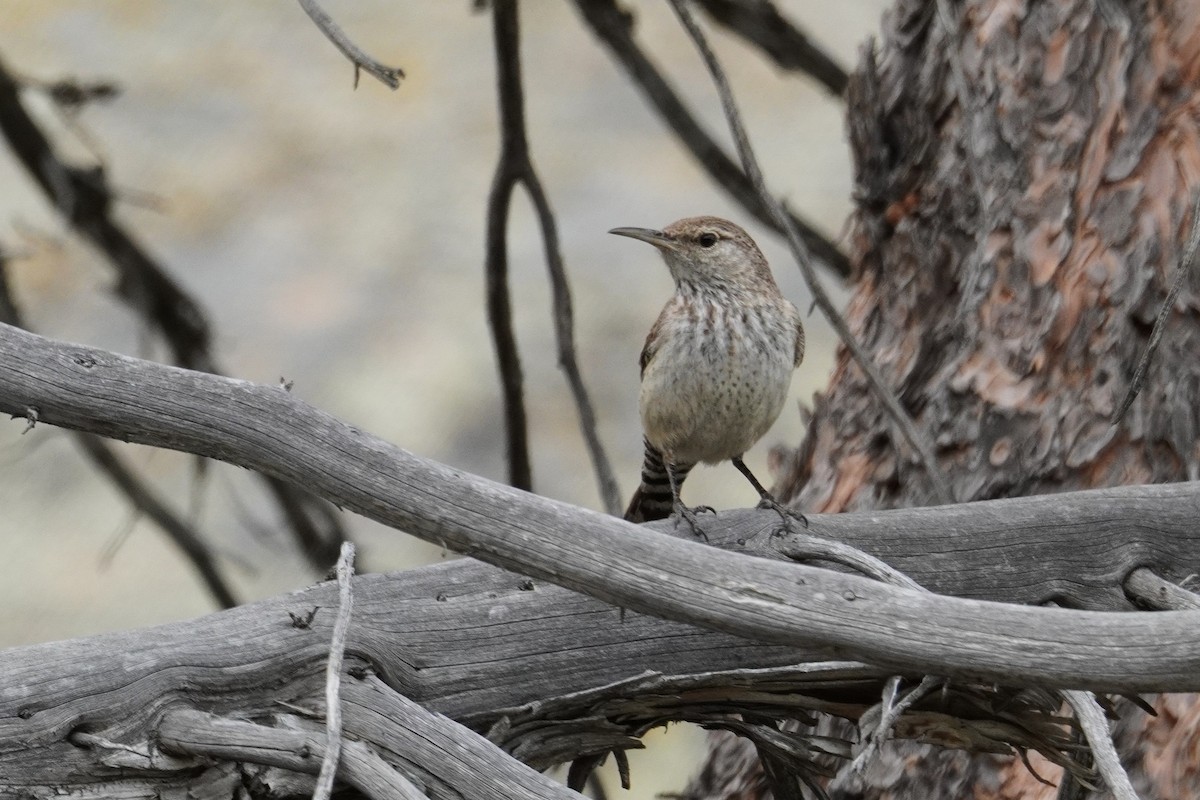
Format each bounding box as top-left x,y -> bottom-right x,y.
523,174 -> 623,513
774,532 -> 925,591
297,0 -> 405,90
0,53 -> 350,571
0,254 -> 237,609
1123,566 -> 1200,611
829,674 -> 940,790
75,434 -> 238,609
572,0 -> 850,280
1061,690 -> 1141,800
692,0 -> 848,94
1113,194 -> 1200,423
314,541 -> 356,800
668,0 -> 954,504
487,0 -> 621,511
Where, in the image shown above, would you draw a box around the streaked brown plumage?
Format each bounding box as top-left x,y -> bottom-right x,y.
610,216 -> 806,529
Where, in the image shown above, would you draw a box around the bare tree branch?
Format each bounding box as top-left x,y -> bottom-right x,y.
5,323 -> 1200,693
693,0 -> 848,94
0,254 -> 237,609
486,0 -> 533,492
314,542 -> 355,800
297,0 -> 405,90
0,56 -> 212,372
486,0 -> 621,511
0,53 -> 349,572
161,710 -> 432,800
1124,567 -> 1200,611
1062,690 -> 1140,800
572,0 -> 851,280
667,0 -> 954,504
159,671 -> 584,800
72,433 -> 238,608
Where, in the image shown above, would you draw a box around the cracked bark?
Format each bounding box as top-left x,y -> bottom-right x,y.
688,0 -> 1200,797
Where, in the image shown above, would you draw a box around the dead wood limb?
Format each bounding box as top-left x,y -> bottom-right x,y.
1061,690 -> 1140,800
158,672 -> 582,800
314,542 -> 356,800
1123,567 -> 1200,611
4,323 -> 1200,693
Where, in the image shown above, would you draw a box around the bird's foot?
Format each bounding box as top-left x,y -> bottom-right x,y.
757,494 -> 808,533
672,503 -> 716,540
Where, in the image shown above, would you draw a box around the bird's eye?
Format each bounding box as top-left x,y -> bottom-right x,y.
698,232 -> 718,248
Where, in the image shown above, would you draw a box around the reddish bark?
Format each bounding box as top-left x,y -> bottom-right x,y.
694,0 -> 1200,797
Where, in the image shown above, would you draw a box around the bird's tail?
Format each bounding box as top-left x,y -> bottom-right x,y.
624,440 -> 694,522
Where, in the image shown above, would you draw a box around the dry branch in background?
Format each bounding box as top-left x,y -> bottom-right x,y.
0,255 -> 237,608
572,0 -> 851,280
484,0 -> 621,512
0,52 -> 349,574
297,0 -> 405,89
1113,194 -> 1200,423
693,0 -> 849,94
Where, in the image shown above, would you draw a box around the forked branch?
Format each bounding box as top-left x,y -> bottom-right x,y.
486,0 -> 621,511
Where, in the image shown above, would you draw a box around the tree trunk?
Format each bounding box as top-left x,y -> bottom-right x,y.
690,0 -> 1200,796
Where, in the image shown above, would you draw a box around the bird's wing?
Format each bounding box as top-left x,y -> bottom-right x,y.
794,317 -> 806,367
639,309 -> 667,378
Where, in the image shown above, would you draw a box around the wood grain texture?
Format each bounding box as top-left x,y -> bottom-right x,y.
3,321 -> 1200,691
3,322 -> 1200,796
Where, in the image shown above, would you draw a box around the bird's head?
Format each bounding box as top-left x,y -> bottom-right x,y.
609,216 -> 775,292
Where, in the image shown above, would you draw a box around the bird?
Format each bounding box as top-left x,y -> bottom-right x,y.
610,215 -> 806,532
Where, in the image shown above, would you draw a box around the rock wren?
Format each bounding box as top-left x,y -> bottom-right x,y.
610,216 -> 806,531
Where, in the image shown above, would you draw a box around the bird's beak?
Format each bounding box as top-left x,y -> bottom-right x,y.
608,226 -> 678,252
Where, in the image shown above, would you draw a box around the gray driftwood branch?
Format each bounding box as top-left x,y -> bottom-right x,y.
3,322 -> 1200,693
3,324 -> 1200,793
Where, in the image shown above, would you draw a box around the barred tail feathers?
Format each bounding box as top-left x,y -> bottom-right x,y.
623,440 -> 693,522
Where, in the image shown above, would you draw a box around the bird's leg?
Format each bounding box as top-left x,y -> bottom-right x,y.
731,456 -> 808,531
666,456 -> 713,539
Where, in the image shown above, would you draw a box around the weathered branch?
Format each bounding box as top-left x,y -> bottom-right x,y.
572,0 -> 851,280
1062,690 -> 1140,800
667,0 -> 954,504
159,671 -> 582,800
314,542 -> 355,800
297,0 -> 405,89
4,323 -> 1200,694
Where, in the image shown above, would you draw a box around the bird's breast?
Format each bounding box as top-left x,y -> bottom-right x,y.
639,296 -> 797,464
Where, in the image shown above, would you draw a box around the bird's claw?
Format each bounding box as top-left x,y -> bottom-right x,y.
757,495 -> 808,533
672,503 -> 715,540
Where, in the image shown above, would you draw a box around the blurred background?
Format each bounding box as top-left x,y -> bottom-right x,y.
0,1 -> 886,795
